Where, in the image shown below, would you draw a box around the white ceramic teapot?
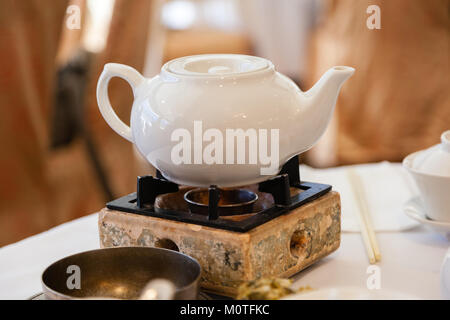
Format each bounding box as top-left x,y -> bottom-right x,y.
97,54 -> 354,187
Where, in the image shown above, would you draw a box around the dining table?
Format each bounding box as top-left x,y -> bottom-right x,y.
0,163 -> 448,300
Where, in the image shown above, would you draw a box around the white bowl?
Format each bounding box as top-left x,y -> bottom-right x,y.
403,131 -> 450,222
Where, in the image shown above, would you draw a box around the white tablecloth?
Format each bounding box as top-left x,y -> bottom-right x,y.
0,212 -> 448,299
1,162 -> 449,299
301,162 -> 420,232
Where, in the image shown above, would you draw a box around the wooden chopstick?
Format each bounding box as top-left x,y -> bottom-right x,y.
347,169 -> 381,263
353,207 -> 377,264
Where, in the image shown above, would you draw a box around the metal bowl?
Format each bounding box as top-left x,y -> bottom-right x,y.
184,188 -> 258,216
41,247 -> 201,300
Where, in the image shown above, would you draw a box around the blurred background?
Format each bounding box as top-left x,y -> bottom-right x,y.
0,0 -> 448,245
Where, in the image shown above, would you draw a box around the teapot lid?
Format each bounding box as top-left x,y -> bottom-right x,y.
164,54 -> 272,77
404,130 -> 450,177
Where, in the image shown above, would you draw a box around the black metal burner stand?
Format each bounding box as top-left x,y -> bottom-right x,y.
106,157 -> 331,232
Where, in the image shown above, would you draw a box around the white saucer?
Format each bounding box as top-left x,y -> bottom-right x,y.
404,196 -> 450,239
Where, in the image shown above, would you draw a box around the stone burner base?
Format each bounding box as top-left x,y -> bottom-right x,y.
98,191 -> 341,297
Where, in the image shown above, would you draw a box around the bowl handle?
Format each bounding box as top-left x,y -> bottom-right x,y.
96,63 -> 145,142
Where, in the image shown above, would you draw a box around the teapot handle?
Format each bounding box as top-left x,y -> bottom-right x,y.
96,63 -> 145,142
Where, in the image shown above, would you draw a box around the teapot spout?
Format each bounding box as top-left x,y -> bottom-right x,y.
297,66 -> 354,152
306,66 -> 355,99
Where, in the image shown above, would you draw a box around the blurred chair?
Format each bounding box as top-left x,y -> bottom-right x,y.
306,0 -> 450,167
0,0 -> 154,245
0,0 -> 69,245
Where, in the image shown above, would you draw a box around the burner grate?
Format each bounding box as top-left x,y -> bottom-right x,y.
106,157 -> 331,232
